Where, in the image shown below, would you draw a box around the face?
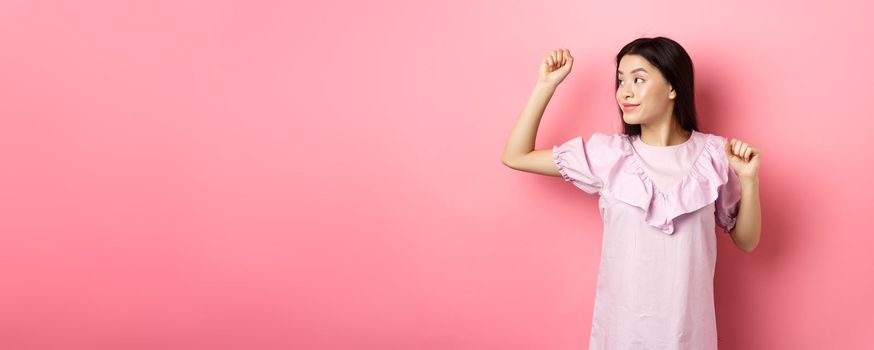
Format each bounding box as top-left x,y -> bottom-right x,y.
616,54 -> 677,125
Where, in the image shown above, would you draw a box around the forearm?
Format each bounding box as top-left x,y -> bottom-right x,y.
731,176 -> 762,252
502,82 -> 557,162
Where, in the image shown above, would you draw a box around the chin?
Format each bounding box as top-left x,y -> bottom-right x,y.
622,115 -> 641,124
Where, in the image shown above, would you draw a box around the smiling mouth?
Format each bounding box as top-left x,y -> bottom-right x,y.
622,104 -> 639,111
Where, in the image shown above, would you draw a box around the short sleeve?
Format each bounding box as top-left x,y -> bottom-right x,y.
552,134 -> 606,195
715,160 -> 742,234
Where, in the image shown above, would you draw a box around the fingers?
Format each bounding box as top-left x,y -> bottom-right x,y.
730,139 -> 742,160
548,48 -> 571,68
728,138 -> 760,162
746,145 -> 760,162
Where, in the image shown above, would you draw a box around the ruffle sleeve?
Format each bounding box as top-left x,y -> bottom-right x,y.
715,139 -> 742,234
552,132 -> 612,195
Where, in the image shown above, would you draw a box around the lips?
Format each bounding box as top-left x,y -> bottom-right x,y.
622,103 -> 639,111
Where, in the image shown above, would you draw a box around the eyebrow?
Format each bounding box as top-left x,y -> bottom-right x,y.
617,67 -> 647,74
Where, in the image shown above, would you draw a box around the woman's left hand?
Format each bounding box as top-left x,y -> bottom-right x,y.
725,138 -> 761,180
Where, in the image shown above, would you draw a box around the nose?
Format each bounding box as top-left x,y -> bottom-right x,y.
620,84 -> 633,99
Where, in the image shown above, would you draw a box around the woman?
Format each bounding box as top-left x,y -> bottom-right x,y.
501,37 -> 762,349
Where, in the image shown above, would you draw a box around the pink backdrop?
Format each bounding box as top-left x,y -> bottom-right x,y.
2,0 -> 872,349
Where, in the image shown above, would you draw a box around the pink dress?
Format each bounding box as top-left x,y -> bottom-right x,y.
552,130 -> 742,350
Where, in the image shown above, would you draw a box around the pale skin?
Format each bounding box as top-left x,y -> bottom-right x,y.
502,48 -> 761,253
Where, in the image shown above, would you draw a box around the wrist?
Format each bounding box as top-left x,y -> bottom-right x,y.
535,80 -> 558,90
739,175 -> 759,186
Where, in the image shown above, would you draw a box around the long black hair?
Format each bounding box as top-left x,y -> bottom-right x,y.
615,36 -> 699,136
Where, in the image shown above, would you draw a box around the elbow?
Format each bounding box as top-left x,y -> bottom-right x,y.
730,227 -> 759,253
739,237 -> 760,253
744,237 -> 761,253
501,156 -> 516,169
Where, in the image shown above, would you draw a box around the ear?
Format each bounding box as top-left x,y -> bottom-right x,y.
668,86 -> 676,100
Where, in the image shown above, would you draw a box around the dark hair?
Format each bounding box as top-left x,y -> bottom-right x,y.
615,36 -> 698,136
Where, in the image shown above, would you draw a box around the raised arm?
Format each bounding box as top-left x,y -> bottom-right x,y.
501,48 -> 574,176
724,138 -> 762,253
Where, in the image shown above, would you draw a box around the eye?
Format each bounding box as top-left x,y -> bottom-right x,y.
617,77 -> 645,85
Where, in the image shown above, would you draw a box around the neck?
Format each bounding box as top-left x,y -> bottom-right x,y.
639,120 -> 691,147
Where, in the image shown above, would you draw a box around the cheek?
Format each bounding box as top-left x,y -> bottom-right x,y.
636,86 -> 650,98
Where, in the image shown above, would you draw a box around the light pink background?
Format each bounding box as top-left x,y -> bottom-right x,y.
1,0 -> 872,349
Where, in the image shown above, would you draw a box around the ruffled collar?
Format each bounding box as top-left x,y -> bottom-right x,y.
606,131 -> 729,234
